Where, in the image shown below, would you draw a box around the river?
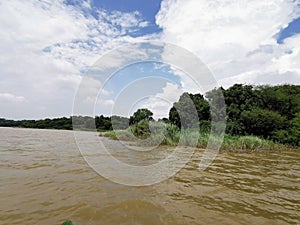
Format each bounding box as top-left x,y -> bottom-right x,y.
0,127 -> 299,225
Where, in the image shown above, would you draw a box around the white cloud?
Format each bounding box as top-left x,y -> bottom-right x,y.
85,96 -> 114,106
0,0 -> 150,119
0,93 -> 26,102
144,82 -> 183,119
98,10 -> 149,34
89,43 -> 151,75
156,0 -> 300,88
155,82 -> 183,103
98,99 -> 115,106
161,44 -> 218,93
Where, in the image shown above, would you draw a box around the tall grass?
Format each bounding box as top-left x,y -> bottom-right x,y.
101,122 -> 287,151
221,135 -> 285,152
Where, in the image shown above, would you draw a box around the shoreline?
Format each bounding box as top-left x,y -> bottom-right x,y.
1,126 -> 298,153
100,130 -> 299,153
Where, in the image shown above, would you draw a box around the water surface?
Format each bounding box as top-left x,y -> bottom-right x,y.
0,127 -> 299,224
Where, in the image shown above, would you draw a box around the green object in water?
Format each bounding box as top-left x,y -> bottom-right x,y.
61,220 -> 73,225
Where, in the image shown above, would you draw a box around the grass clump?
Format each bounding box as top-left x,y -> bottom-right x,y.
101,121 -> 290,151
221,135 -> 285,152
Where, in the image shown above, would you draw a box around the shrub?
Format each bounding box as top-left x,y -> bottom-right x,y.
62,220 -> 73,225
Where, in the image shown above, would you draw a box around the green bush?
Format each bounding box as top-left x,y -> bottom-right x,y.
130,119 -> 151,139
241,108 -> 287,138
62,220 -> 73,225
272,112 -> 300,146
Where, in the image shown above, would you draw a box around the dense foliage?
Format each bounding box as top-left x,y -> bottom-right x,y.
169,92 -> 209,128
169,84 -> 300,146
0,117 -> 72,130
129,108 -> 153,125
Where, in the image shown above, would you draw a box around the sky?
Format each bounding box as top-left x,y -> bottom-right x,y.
0,0 -> 300,119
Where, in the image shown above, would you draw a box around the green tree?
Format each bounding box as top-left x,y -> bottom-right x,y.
111,115 -> 129,130
95,115 -> 112,131
288,113 -> 300,145
273,112 -> 300,145
257,85 -> 300,119
169,92 -> 209,129
241,108 -> 287,138
224,84 -> 259,117
129,108 -> 153,125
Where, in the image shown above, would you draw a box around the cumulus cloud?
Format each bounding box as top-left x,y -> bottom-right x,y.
0,0 -> 150,119
144,82 -> 183,119
156,0 -> 300,87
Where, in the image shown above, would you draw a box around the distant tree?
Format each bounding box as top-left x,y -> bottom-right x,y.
95,115 -> 112,131
129,108 -> 153,125
169,106 -> 180,128
158,117 -> 170,123
169,92 -> 209,129
0,118 -> 21,127
20,120 -> 36,128
111,115 -> 129,130
205,87 -> 227,134
72,116 -> 94,130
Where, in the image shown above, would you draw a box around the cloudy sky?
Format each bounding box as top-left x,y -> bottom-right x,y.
1,0 -> 300,119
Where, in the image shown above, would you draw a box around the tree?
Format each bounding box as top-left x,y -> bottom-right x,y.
95,115 -> 112,131
169,106 -> 180,128
205,87 -> 227,134
241,108 -> 287,138
223,84 -> 260,121
288,113 -> 300,145
273,112 -> 300,145
129,108 -> 153,125
169,93 -> 198,129
257,85 -> 300,119
169,92 -> 209,129
111,115 -> 129,130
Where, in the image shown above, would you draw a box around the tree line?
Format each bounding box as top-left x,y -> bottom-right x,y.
169,84 -> 300,146
0,115 -> 128,131
1,84 -> 299,146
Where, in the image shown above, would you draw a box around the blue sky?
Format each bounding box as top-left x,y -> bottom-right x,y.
93,61 -> 183,117
278,17 -> 300,43
64,0 -> 162,37
0,0 -> 300,119
92,0 -> 162,36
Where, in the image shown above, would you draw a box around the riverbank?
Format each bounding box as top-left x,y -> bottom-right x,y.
0,126 -> 297,152
101,128 -> 298,152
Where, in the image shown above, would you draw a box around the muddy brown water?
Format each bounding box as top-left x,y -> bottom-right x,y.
0,127 -> 299,225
